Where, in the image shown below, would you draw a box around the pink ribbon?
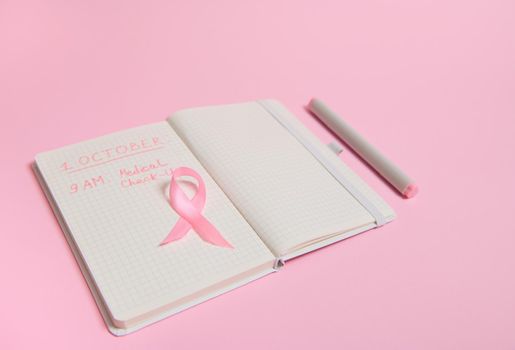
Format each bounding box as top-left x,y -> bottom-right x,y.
160,167 -> 233,248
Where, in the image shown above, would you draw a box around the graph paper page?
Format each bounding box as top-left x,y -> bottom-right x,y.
168,101 -> 391,257
35,122 -> 275,325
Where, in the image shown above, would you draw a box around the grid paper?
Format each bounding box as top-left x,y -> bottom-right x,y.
35,122 -> 275,324
168,102 -> 392,256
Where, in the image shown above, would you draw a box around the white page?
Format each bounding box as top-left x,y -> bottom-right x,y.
168,101 -> 391,257
35,122 -> 275,327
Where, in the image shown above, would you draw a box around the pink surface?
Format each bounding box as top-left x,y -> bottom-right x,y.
1,0 -> 514,349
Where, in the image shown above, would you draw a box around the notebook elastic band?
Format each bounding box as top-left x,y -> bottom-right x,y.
257,100 -> 386,227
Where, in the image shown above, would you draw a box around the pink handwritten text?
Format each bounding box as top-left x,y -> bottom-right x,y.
119,159 -> 173,188
61,137 -> 163,173
70,175 -> 106,194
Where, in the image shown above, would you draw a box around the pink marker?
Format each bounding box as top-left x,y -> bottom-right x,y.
308,98 -> 418,198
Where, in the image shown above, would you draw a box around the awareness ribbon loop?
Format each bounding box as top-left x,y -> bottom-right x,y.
160,167 -> 233,248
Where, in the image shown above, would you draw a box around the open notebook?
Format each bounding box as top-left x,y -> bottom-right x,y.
34,100 -> 395,335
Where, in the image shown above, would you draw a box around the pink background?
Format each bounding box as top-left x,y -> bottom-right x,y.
1,0 -> 514,349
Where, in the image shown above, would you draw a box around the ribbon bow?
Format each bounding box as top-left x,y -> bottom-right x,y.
160,167 -> 233,248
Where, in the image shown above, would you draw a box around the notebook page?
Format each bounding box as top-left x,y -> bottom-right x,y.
35,122 -> 275,326
168,102 -> 378,257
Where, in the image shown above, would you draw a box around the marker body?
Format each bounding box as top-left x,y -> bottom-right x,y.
308,98 -> 418,198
